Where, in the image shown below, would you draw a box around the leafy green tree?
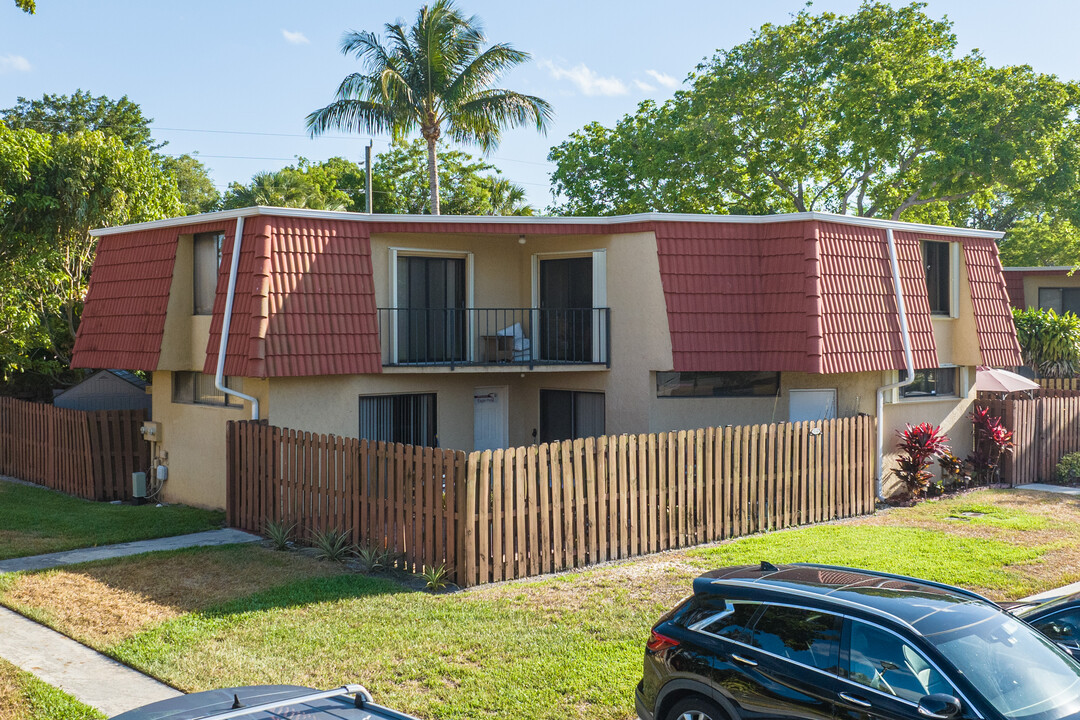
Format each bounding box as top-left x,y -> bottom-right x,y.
306,0 -> 551,214
161,154 -> 220,215
221,160 -> 354,211
3,91 -> 162,150
0,125 -> 182,383
548,2 -> 1078,224
14,0 -> 33,12
372,139 -> 532,215
998,216 -> 1080,268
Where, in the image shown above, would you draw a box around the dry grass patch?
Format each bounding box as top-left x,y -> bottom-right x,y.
0,662 -> 26,720
0,544 -> 343,645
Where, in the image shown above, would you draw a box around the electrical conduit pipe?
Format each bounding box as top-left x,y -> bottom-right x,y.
876,228 -> 915,500
215,215 -> 260,420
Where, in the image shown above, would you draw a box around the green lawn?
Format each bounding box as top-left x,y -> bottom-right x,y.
0,658 -> 104,720
2,489 -> 1078,720
0,480 -> 225,560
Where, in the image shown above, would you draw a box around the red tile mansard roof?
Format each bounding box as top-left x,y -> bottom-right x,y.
72,208 -> 1021,377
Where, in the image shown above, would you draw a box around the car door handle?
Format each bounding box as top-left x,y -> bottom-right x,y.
731,654 -> 758,667
839,692 -> 872,708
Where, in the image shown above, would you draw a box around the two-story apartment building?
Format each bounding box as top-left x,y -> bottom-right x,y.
71,208 -> 1021,508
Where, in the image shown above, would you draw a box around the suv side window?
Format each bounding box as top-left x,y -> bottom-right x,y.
846,621 -> 952,703
1030,608 -> 1080,650
751,605 -> 842,672
696,601 -> 761,644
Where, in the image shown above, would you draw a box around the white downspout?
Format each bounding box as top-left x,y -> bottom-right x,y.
215,216 -> 260,420
876,227 -> 915,500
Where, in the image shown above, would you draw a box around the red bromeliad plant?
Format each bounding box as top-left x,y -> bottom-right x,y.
967,407 -> 1014,485
894,423 -> 951,499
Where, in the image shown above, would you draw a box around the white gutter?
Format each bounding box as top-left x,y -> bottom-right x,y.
876,227 -> 915,500
215,216 -> 260,420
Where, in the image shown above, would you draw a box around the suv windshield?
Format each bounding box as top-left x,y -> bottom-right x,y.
926,610 -> 1080,720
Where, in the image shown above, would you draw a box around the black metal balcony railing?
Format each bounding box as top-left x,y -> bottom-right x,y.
377,307 -> 610,368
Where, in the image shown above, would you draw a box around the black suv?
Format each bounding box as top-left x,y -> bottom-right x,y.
637,563 -> 1080,720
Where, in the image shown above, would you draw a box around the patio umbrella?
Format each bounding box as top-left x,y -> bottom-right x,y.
975,366 -> 1041,394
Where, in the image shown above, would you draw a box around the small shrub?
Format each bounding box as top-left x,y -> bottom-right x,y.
356,542 -> 393,572
967,407 -> 1013,485
937,452 -> 970,493
309,527 -> 354,562
1056,452 -> 1080,484
263,519 -> 296,551
894,423 -> 950,499
416,563 -> 451,592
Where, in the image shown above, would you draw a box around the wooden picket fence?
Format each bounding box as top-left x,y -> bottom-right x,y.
0,396 -> 149,501
978,390 -> 1080,484
228,414 -> 876,587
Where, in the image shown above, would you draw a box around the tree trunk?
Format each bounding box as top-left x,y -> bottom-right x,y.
426,136 -> 440,215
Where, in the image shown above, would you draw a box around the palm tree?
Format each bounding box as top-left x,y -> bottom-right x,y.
306,0 -> 552,215
482,176 -> 533,216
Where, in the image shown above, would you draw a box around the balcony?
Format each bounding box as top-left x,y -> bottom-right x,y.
377,307 -> 611,369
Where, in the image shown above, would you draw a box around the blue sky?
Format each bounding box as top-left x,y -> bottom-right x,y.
2,0 -> 1078,210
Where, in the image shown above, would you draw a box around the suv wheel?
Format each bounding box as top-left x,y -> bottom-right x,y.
666,696 -> 728,720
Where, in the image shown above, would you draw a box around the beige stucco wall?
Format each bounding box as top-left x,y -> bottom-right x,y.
150,371 -> 268,509
271,230 -> 673,448
880,371 -> 976,497
1023,273 -> 1080,310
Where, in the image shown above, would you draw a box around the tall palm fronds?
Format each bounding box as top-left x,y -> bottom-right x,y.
306,0 -> 552,214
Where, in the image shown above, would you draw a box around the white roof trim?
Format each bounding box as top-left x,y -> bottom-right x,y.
1001,266 -> 1077,272
88,205 -> 1006,239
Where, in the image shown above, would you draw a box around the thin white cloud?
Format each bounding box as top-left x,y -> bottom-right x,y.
0,54 -> 31,74
282,29 -> 310,45
539,60 -> 627,97
634,79 -> 656,92
645,69 -> 679,89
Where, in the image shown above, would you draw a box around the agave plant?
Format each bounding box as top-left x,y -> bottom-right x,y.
263,519 -> 296,551
416,563 -> 451,592
309,527 -> 354,563
355,542 -> 394,573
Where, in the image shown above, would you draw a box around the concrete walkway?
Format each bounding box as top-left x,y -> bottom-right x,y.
0,606 -> 182,716
1014,482 -> 1080,496
0,528 -> 260,716
0,528 -> 260,573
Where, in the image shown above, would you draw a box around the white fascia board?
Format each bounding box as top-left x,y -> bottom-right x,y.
1001,266 -> 1077,272
88,205 -> 1006,239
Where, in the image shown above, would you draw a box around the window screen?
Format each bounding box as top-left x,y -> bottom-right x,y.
1038,288 -> 1080,317
358,393 -> 437,447
657,371 -> 780,398
173,371 -> 240,407
539,390 -> 605,443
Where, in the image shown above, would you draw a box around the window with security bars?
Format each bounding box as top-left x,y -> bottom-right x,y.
358,393 -> 437,447
173,371 -> 240,407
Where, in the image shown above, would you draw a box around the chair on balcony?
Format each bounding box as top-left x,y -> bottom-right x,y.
496,322 -> 531,362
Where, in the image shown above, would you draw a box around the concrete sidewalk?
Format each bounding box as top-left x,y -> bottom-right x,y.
0,527 -> 260,715
1,606 -> 182,716
0,528 -> 260,573
1013,483 -> 1080,496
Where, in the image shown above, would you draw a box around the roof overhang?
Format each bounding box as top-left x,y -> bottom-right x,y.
89,206 -> 1007,239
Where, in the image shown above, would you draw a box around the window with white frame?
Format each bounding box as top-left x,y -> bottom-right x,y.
922,241 -> 953,316
900,367 -> 958,399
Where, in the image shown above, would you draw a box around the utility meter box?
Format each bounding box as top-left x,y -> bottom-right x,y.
140,421 -> 162,442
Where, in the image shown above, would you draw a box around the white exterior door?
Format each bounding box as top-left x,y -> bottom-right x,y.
789,389 -> 837,423
474,386 -> 509,451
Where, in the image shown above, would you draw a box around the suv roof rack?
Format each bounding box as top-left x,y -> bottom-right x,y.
789,563 -> 994,604
179,685 -> 416,720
